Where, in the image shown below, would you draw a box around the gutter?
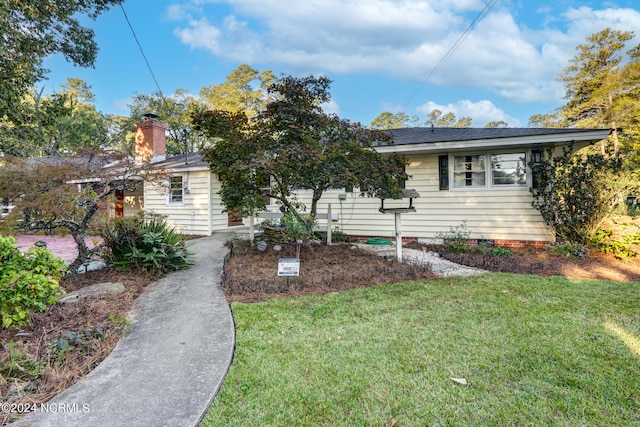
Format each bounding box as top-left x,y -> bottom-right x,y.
375,129 -> 612,155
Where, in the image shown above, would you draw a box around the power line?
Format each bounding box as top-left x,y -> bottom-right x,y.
401,0 -> 499,111
120,4 -> 166,100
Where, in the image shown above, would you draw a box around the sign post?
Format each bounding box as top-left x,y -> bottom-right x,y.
378,189 -> 420,262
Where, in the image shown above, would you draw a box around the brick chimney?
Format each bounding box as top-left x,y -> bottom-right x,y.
134,113 -> 166,163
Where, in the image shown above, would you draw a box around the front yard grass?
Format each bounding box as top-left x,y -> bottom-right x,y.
202,273 -> 640,426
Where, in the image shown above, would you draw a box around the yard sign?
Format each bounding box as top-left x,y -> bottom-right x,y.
278,258 -> 300,276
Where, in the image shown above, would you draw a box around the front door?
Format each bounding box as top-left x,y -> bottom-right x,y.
115,190 -> 124,218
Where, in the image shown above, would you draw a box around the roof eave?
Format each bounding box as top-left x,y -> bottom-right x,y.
375,129 -> 612,155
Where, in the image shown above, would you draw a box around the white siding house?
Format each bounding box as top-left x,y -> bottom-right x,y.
269,127 -> 611,245
131,117 -> 611,245
141,157 -> 230,235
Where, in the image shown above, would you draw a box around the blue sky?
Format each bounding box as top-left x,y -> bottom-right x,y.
43,0 -> 640,127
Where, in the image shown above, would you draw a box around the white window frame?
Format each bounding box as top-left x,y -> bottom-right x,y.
450,151 -> 529,190
167,175 -> 184,205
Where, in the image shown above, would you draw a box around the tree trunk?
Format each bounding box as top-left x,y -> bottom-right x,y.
310,190 -> 322,217
610,121 -> 619,163
69,229 -> 90,273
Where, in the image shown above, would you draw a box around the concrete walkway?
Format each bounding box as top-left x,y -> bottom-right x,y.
14,233 -> 235,427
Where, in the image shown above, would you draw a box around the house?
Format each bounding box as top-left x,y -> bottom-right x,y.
126,116 -> 611,246
125,116 -> 234,235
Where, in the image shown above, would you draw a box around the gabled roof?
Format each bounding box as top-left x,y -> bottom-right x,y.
150,152 -> 209,172
25,154 -> 120,169
150,127 -> 612,169
376,127 -> 611,154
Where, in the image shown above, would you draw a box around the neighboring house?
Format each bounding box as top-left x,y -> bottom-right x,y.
126,117 -> 610,245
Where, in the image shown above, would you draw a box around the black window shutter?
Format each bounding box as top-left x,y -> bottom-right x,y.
439,155 -> 449,190
531,150 -> 542,189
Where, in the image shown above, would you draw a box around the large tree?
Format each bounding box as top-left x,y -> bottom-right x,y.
555,28 -> 640,162
370,111 -> 419,129
424,109 -> 472,128
0,78 -> 112,157
194,75 -> 407,218
198,64 -> 276,118
528,28 -> 640,244
0,0 -> 123,123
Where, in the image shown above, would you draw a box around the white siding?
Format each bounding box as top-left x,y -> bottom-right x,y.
210,173 -> 231,232
144,171 -> 212,235
292,153 -> 554,242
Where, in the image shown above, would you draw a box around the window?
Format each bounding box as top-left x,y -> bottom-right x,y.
491,153 -> 527,186
453,155 -> 486,187
452,152 -> 527,189
168,176 -> 183,204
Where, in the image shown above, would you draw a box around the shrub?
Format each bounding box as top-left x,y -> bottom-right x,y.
530,148 -> 636,245
435,221 -> 472,253
281,210 -> 315,243
313,229 -> 351,244
475,246 -> 513,257
435,223 -> 513,257
590,229 -> 639,259
0,236 -> 67,328
545,242 -> 589,258
102,214 -> 194,273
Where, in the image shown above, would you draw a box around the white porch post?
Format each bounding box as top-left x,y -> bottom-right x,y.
395,212 -> 402,262
248,213 -> 255,242
327,204 -> 332,246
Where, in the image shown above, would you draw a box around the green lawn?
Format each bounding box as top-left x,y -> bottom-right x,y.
202,273 -> 640,426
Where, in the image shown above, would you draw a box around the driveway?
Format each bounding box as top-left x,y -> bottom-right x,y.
13,235 -> 101,263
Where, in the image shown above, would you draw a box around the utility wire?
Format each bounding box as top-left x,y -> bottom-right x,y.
120,4 -> 166,101
120,4 -> 191,157
401,0 -> 498,111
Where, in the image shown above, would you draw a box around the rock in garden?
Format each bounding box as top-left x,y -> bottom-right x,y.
57,282 -> 125,305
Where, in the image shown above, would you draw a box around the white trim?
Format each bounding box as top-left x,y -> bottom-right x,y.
374,129 -> 611,155
207,172 -> 213,235
449,150 -> 530,191
167,175 -> 185,205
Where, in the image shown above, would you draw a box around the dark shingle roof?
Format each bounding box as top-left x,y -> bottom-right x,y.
383,127 -> 610,145
151,152 -> 208,170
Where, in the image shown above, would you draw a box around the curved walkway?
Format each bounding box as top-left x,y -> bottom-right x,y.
15,233 -> 235,427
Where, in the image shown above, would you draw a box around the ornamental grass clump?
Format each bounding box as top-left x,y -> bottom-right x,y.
0,236 -> 67,328
102,214 -> 194,273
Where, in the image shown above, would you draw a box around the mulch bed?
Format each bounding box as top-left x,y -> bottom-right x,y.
0,269 -> 158,425
435,246 -> 640,283
222,242 -> 435,303
222,241 -> 640,303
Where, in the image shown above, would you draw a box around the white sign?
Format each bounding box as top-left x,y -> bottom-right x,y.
278,258 -> 300,276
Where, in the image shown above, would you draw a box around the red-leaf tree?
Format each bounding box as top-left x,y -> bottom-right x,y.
193,75 -> 408,219
0,152 -> 158,273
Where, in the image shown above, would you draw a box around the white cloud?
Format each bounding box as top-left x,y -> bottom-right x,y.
416,99 -> 520,127
321,99 -> 340,116
111,97 -> 133,114
170,1 -> 640,107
